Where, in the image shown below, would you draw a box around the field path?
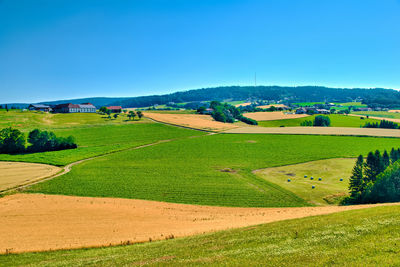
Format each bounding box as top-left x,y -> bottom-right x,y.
349,113 -> 400,123
0,193 -> 399,254
0,139 -> 173,194
224,126 -> 400,137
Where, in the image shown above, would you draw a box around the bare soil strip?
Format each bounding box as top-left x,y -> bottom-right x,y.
144,112 -> 238,131
244,111 -> 309,121
224,126 -> 400,137
0,162 -> 61,192
256,104 -> 289,109
0,193 -> 398,254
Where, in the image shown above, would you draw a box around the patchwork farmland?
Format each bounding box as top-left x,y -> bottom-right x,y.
2,108 -> 400,265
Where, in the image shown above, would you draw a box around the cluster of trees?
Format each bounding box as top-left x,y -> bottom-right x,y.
0,127 -> 77,154
238,104 -> 285,113
197,101 -> 257,125
345,148 -> 400,204
300,115 -> 331,127
127,110 -> 143,120
363,120 -> 399,129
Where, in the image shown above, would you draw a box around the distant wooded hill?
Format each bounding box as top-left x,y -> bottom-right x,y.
3,86 -> 400,109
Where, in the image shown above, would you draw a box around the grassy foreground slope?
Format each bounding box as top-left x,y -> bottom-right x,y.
28,134 -> 400,207
0,123 -> 206,166
257,114 -> 380,127
3,206 -> 400,266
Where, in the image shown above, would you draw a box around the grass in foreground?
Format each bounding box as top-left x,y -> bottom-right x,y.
255,158 -> 355,205
0,123 -> 205,166
257,114 -> 380,127
3,205 -> 400,266
28,134 -> 400,207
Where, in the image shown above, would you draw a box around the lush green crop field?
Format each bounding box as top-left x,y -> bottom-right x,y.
0,110 -> 142,131
353,111 -> 400,120
257,114 -> 380,127
255,158 -> 355,205
0,123 -> 205,166
27,134 -> 400,207
3,205 -> 400,266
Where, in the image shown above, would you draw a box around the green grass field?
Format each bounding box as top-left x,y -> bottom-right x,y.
27,134 -> 400,207
0,123 -> 205,166
353,111 -> 400,120
3,205 -> 400,266
255,158 -> 355,205
257,114 -> 380,127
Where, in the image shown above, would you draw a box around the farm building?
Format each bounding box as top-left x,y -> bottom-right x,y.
53,103 -> 96,113
28,104 -> 52,112
107,106 -> 122,113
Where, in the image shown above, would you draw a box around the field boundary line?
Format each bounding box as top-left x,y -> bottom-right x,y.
145,116 -> 219,133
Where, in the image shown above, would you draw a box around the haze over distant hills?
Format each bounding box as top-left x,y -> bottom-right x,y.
3,85 -> 400,109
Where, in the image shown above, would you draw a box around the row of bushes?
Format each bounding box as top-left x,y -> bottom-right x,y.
344,148 -> 400,204
300,115 -> 331,127
0,127 -> 77,154
363,120 -> 399,129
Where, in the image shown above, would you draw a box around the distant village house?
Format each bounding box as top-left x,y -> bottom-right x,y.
28,104 -> 52,112
52,103 -> 96,113
107,106 -> 122,113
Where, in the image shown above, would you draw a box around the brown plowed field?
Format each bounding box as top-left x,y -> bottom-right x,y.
144,112 -> 238,131
0,193 -> 398,254
224,126 -> 400,137
244,111 -> 309,121
0,162 -> 61,191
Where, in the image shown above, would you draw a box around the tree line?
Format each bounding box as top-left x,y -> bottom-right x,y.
363,120 -> 399,129
0,127 -> 77,154
300,115 -> 331,127
197,101 -> 258,125
345,148 -> 400,204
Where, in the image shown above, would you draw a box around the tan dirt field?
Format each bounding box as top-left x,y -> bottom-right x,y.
244,111 -> 309,121
257,104 -> 289,109
144,112 -> 238,131
234,102 -> 252,107
349,114 -> 400,123
0,193 -> 398,254
0,162 -> 61,192
389,110 -> 400,113
224,126 -> 400,137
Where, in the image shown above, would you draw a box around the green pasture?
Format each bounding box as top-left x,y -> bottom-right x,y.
27,134 -> 400,207
352,111 -> 400,120
257,114 -> 380,127
0,123 -> 205,166
3,205 -> 400,266
255,158 -> 355,205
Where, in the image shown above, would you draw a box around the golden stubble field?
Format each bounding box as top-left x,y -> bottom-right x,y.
1,193 -> 397,254
144,112 -> 238,131
244,111 -> 309,121
0,162 -> 61,191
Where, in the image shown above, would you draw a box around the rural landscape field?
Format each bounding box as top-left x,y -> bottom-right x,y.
2,1 -> 400,266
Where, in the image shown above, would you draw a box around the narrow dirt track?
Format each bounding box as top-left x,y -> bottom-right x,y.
0,193 -> 398,254
224,126 -> 400,137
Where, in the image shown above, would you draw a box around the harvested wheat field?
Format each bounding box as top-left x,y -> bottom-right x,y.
144,112 -> 238,131
244,111 -> 309,121
225,126 -> 400,137
0,162 -> 61,192
389,110 -> 400,113
234,102 -> 252,107
0,193 -> 397,254
257,104 -> 289,109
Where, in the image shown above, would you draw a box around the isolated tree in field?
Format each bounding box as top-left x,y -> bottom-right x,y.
136,110 -> 143,120
196,106 -> 206,114
313,115 -> 331,127
128,111 -> 136,120
5,104 -> 8,112
349,155 -> 364,199
0,127 -> 25,154
113,113 -> 119,119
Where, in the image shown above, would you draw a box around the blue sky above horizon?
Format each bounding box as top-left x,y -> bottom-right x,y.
1,0 -> 400,103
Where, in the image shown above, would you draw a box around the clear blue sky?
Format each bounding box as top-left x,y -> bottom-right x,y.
1,0 -> 400,103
